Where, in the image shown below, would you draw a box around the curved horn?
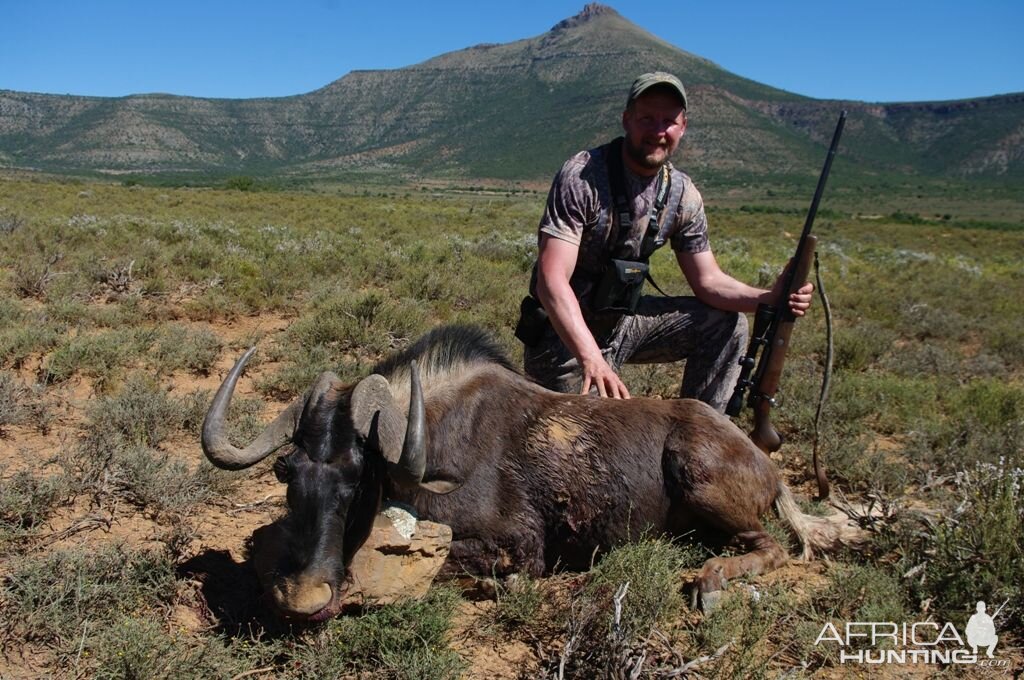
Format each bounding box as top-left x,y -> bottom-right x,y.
392,359 -> 426,487
349,360 -> 426,488
202,348 -> 303,470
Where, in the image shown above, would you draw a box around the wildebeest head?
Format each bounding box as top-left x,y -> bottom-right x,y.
201,349 -> 434,622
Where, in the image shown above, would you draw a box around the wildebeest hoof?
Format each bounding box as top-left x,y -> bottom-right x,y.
455,575 -> 500,600
687,579 -> 728,612
696,557 -> 729,593
699,589 -> 725,613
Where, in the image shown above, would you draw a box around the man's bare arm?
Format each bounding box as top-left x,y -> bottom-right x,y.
676,250 -> 812,315
535,235 -> 630,398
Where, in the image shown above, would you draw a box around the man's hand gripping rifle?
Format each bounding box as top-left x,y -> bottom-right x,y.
726,111 -> 846,454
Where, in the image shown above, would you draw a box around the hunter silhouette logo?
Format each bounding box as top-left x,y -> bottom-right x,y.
965,601 -> 999,658
814,598 -> 1008,666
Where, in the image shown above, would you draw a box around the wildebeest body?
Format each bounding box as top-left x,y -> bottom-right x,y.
202,325 -> 849,621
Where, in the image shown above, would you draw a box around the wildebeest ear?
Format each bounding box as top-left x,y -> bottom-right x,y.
350,374 -> 404,461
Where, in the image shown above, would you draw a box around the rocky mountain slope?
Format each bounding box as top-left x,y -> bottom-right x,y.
1,4 -> 1021,184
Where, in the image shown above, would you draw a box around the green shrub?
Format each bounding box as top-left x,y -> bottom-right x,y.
67,374 -> 236,511
491,571 -> 546,631
1,544 -> 176,650
812,563 -> 907,626
89,616 -> 251,680
101,444 -> 224,513
284,289 -> 428,357
894,461 -> 1023,629
44,328 -> 156,388
0,471 -> 70,550
151,324 -> 223,375
553,537 -> 703,678
832,322 -> 896,372
291,586 -> 465,679
692,585 -> 801,679
83,373 -> 183,449
585,537 -> 701,637
10,252 -> 61,300
225,176 -> 256,191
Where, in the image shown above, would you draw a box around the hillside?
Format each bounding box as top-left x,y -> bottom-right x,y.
1,4 -> 1022,185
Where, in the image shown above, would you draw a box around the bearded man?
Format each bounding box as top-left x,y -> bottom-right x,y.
518,72 -> 813,410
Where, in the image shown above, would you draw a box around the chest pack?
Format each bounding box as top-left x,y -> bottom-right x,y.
589,137 -> 672,314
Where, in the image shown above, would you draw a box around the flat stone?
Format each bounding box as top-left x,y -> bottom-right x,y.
341,508 -> 452,607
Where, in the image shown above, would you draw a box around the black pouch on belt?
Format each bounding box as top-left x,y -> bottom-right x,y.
590,258 -> 648,315
514,295 -> 549,346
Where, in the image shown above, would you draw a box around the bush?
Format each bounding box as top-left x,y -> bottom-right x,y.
894,460 -> 1023,629
83,373 -> 183,449
1,544 -> 176,650
552,537 -> 703,678
44,328 -> 156,389
290,586 -> 465,679
151,324 -> 222,375
0,471 -> 70,550
225,176 -> 256,192
692,585 -> 801,679
0,317 -> 63,370
491,571 -> 546,631
67,374 -> 235,512
89,616 -> 255,680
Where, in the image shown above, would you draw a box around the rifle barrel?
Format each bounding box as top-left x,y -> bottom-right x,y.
801,111 -> 847,241
781,111 -> 847,321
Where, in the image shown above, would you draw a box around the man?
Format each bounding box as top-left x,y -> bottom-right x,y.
519,72 -> 813,411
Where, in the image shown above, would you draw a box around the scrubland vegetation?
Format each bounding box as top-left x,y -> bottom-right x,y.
0,174 -> 1021,677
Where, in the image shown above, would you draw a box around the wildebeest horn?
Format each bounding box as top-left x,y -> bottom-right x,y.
350,360 -> 426,488
202,348 -> 304,470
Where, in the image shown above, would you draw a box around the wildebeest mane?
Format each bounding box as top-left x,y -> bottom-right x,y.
371,325 -> 516,383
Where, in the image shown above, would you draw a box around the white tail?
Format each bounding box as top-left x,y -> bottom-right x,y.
774,482 -> 867,560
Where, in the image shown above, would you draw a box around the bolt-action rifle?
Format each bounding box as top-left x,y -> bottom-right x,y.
726,111 -> 846,454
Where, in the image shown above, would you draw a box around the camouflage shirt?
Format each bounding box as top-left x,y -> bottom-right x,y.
534,140 -> 709,307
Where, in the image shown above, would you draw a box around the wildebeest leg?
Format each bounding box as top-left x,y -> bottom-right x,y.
693,528 -> 788,609
662,434 -> 788,609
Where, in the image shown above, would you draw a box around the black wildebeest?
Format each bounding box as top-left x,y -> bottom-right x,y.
202,325 -> 854,621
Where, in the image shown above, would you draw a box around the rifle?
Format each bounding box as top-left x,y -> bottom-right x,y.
726,111 -> 846,458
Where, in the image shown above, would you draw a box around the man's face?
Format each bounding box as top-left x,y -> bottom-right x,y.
621,88 -> 687,174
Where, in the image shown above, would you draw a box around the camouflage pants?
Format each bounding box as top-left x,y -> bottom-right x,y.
523,296 -> 747,412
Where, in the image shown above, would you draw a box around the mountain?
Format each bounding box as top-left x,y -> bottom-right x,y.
1,4 -> 1022,185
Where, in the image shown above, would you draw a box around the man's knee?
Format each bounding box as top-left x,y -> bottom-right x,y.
715,309 -> 747,362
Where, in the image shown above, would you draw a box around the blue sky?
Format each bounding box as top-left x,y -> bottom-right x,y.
3,1 -> 1021,103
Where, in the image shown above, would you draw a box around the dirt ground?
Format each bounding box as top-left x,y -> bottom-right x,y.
1,312 -> 1020,679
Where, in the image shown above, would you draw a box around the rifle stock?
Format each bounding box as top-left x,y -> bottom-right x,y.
748,234 -> 817,453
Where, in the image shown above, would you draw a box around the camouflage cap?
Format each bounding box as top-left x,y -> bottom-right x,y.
626,72 -> 688,110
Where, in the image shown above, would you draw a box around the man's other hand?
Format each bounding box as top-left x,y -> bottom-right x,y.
580,354 -> 631,399
788,282 -> 814,317
770,262 -> 814,317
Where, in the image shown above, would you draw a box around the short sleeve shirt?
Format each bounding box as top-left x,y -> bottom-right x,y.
534,141 -> 709,305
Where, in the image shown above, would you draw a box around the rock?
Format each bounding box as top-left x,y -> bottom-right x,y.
341,506 -> 452,608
